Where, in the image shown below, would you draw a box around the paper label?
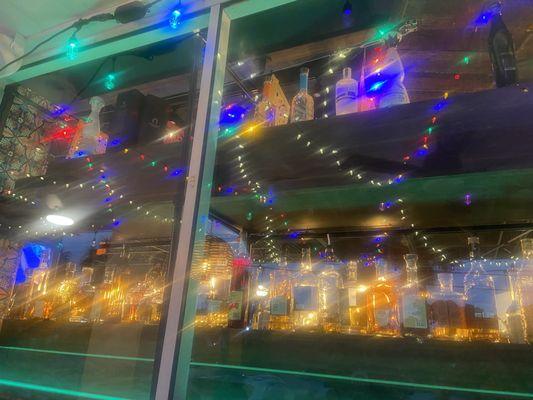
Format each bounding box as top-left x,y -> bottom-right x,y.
293,286 -> 318,311
227,291 -> 243,321
402,294 -> 428,329
270,295 -> 289,316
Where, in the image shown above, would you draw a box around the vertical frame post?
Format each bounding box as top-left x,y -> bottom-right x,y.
153,4 -> 230,399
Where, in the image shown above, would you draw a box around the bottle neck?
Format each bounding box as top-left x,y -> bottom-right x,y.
342,67 -> 352,80
301,248 -> 312,272
468,237 -> 480,260
299,72 -> 309,93
404,254 -> 419,285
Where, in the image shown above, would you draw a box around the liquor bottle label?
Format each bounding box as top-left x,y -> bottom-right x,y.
375,308 -> 390,328
270,295 -> 289,316
293,286 -> 318,311
402,294 -> 428,329
207,299 -> 222,313
348,287 -> 358,307
227,290 -> 243,321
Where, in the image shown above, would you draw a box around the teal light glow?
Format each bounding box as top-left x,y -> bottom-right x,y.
169,8 -> 183,29
0,345 -> 153,363
66,36 -> 79,60
104,73 -> 116,90
0,378 -> 129,400
190,362 -> 533,399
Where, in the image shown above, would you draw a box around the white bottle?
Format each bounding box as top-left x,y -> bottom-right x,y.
78,96 -> 107,155
335,67 -> 358,116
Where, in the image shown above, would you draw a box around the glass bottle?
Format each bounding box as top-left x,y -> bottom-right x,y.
342,261 -> 368,333
318,236 -> 341,332
269,254 -> 292,331
70,267 -> 96,323
367,258 -> 399,335
292,248 -> 319,330
464,237 -> 499,341
519,239 -> 533,342
228,257 -> 250,329
290,67 -> 314,122
26,252 -> 51,319
428,272 -> 468,339
400,254 -> 429,337
335,67 -> 358,116
254,78 -> 276,127
505,267 -> 526,344
251,266 -> 270,330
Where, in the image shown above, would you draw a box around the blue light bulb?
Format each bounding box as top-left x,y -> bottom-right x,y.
66,36 -> 79,61
169,8 -> 182,29
104,73 -> 116,90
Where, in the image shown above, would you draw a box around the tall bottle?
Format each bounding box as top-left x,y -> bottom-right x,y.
342,261 -> 368,333
26,251 -> 52,319
269,253 -> 292,330
464,237 -> 499,341
254,78 -> 276,127
290,67 -> 314,122
428,272 -> 467,339
228,257 -> 250,329
400,254 -> 429,337
519,239 -> 533,342
505,267 -> 526,344
292,248 -> 319,330
367,258 -> 399,335
318,235 -> 341,332
250,266 -> 270,330
335,67 -> 358,116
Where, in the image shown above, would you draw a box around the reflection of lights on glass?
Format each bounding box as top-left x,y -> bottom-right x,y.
357,285 -> 368,293
256,284 -> 268,297
209,276 -> 216,289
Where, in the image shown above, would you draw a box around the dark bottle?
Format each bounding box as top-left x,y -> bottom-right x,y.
227,257 -> 250,329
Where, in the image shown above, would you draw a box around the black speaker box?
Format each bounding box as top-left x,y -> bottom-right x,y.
138,94 -> 169,145
109,89 -> 145,148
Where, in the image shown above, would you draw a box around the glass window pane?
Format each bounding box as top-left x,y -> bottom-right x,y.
176,1 -> 533,399
0,25 -> 206,399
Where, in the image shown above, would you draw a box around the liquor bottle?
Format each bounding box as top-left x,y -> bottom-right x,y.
428,272 -> 467,339
228,257 -> 250,329
292,248 -> 319,330
367,258 -> 399,335
505,268 -> 526,344
70,267 -> 96,323
318,236 -> 341,332
26,254 -> 52,319
399,254 -> 429,337
290,67 -> 314,122
269,254 -> 292,330
464,237 -> 499,341
342,261 -> 368,333
52,262 -> 77,321
100,266 -> 123,322
254,78 -> 276,127
194,263 -> 211,327
519,239 -> 533,342
251,266 -> 270,330
335,67 -> 358,116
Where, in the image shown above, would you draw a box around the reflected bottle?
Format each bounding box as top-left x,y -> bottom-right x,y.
254,78 -> 276,127
335,67 -> 358,116
464,237 -> 499,341
318,236 -> 341,332
292,248 -> 319,330
26,251 -> 52,319
290,67 -> 314,122
428,272 -> 467,339
519,239 -> 533,342
400,254 -> 429,337
367,259 -> 399,335
269,254 -> 292,331
251,266 -> 270,330
342,261 -> 368,333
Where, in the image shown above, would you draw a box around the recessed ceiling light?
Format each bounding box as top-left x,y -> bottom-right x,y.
46,214 -> 74,226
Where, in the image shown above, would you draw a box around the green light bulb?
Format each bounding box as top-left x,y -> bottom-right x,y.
66,37 -> 79,61
104,74 -> 116,90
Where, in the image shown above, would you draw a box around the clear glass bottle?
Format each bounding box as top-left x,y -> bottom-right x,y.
505,267 -> 526,344
269,254 -> 292,331
251,266 -> 270,330
335,67 -> 358,116
519,239 -> 533,342
290,67 -> 314,122
464,237 -> 499,341
26,253 -> 51,319
367,258 -> 399,335
400,254 -> 429,337
254,78 -> 276,127
342,261 -> 368,333
318,236 -> 341,332
428,272 -> 468,339
292,248 -> 319,330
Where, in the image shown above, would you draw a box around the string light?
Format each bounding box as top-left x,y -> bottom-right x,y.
66,34 -> 79,61
169,1 -> 183,29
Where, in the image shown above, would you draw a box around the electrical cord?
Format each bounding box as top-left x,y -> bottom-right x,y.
0,13 -> 115,75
